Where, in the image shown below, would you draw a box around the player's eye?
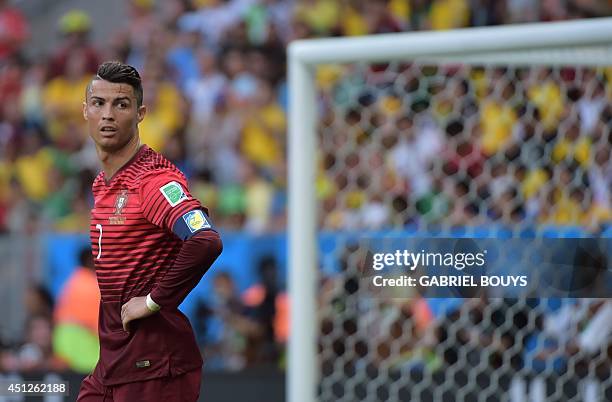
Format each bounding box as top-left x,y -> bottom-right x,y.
117,102 -> 128,109
92,99 -> 102,106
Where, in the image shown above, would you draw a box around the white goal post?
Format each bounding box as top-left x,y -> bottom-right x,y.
288,17 -> 612,402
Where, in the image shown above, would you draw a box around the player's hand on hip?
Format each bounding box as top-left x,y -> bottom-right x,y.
121,296 -> 155,332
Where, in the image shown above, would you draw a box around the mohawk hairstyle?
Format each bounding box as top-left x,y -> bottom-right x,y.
89,61 -> 143,106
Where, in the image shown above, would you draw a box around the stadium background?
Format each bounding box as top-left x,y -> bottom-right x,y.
0,0 -> 610,401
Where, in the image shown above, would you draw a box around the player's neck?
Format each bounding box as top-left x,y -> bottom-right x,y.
97,136 -> 142,179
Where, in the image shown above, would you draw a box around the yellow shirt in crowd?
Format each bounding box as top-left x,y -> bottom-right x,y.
241,102 -> 286,168
552,137 -> 591,167
527,81 -> 564,132
15,147 -> 54,202
43,76 -> 90,140
294,0 -> 340,34
139,83 -> 183,152
480,100 -> 517,155
430,0 -> 470,30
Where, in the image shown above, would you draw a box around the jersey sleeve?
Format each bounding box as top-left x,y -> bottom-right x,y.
140,170 -> 207,233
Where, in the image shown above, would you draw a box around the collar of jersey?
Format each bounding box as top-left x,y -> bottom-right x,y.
103,144 -> 147,186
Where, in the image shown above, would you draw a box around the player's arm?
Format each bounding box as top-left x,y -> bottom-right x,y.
121,172 -> 222,331
121,219 -> 222,330
148,214 -> 222,310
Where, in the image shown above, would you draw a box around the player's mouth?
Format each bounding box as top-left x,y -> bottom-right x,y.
100,126 -> 118,136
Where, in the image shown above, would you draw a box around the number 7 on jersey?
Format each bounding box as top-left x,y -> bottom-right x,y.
96,223 -> 103,259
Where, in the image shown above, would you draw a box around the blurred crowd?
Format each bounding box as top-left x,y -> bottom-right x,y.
316,63 -> 612,231
0,0 -> 611,235
1,0 -> 611,374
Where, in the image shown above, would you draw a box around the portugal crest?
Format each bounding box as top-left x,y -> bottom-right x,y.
109,189 -> 128,224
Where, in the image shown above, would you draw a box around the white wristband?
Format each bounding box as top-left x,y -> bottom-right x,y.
145,293 -> 161,312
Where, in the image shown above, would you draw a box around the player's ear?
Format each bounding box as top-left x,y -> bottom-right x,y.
137,105 -> 147,123
83,101 -> 88,121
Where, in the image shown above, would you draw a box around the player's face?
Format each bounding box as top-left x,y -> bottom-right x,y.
83,80 -> 146,152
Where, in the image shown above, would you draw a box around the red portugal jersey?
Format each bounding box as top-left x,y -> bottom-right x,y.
90,144 -> 205,385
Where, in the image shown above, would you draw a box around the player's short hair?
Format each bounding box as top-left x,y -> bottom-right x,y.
89,61 -> 143,106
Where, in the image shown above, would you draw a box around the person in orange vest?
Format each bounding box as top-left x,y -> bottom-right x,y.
53,247 -> 101,373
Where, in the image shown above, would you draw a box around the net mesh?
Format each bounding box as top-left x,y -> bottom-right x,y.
314,59 -> 612,402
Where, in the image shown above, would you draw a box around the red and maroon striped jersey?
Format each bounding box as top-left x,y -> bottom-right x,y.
90,144 -> 206,303
90,144 -> 204,385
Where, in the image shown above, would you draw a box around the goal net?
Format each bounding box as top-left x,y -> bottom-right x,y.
288,19 -> 612,402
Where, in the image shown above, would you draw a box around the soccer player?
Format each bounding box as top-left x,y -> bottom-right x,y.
76,61 -> 222,402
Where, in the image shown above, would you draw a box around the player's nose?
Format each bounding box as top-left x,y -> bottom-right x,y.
101,103 -> 115,120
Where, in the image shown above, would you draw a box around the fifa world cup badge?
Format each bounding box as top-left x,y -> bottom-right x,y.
109,189 -> 128,225
182,210 -> 211,233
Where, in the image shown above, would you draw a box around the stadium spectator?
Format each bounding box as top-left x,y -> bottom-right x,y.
0,314 -> 66,372
178,0 -> 257,48
415,172 -> 451,224
203,271 -> 261,370
137,61 -> 185,151
240,78 -> 286,171
362,0 -> 405,34
429,0 -> 471,30
587,142 -> 612,227
184,46 -> 228,125
479,70 -> 519,156
1,285 -> 62,372
506,0 -> 539,23
293,0 -> 340,36
13,128 -> 54,203
161,0 -> 198,32
390,113 -> 443,198
244,0 -> 295,44
242,255 -> 288,363
19,60 -> 47,127
24,284 -> 53,320
122,0 -> 160,69
43,50 -> 91,142
48,10 -> 99,79
0,0 -> 28,60
168,30 -> 204,91
0,56 -> 24,109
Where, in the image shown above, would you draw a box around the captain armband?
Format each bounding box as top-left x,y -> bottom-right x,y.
172,209 -> 215,241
